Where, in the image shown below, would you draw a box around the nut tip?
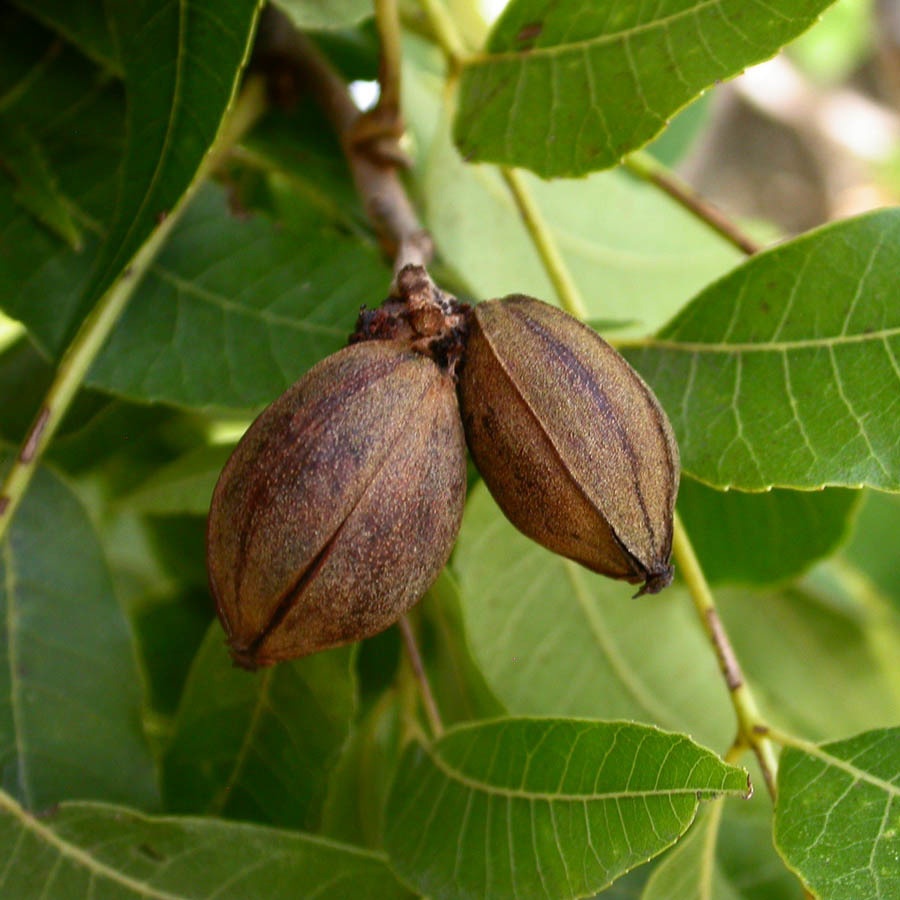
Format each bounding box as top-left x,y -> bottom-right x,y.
633,563 -> 674,597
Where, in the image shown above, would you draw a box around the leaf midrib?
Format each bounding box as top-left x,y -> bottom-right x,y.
641,326 -> 900,354
0,793 -> 187,900
465,0 -> 722,67
787,737 -> 900,797
3,539 -> 31,808
0,791 -> 394,898
207,668 -> 273,816
420,738 -> 740,803
151,266 -> 346,337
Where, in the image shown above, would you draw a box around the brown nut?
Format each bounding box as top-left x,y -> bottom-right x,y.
207,339 -> 467,668
458,296 -> 679,594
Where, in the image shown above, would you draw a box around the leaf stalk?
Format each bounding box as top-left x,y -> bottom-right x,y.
625,150 -> 763,256
673,511 -> 779,799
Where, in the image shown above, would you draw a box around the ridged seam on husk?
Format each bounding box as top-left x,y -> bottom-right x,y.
500,300 -> 678,566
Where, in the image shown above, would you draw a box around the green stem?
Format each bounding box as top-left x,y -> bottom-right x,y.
416,0 -> 467,64
375,0 -> 404,116
625,150 -> 763,256
0,76 -> 267,542
501,168 -> 588,320
673,511 -> 779,800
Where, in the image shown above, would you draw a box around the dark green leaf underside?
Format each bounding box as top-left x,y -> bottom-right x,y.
0,450 -> 157,811
163,626 -> 355,829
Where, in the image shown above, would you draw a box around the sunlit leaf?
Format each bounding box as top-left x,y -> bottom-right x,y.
455,0 -> 836,176
628,209 -> 900,490
775,728 -> 900,900
385,718 -> 749,899
276,0 -> 373,30
453,482 -> 733,750
641,802 -> 741,900
404,46 -> 740,338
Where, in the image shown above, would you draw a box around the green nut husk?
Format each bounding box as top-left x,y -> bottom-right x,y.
458,296 -> 680,594
207,339 -> 467,668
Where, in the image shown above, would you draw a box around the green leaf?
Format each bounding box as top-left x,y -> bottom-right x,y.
384,718 -> 749,900
0,2 -> 260,354
77,0 -> 259,334
0,790 -> 415,899
627,209 -> 900,490
124,444 -> 234,516
842,489 -> 900,603
276,0 -> 372,30
720,584 -> 900,741
678,479 -> 860,586
320,688 -> 404,848
453,483 -> 734,750
0,115 -> 83,248
11,0 -> 119,72
87,183 -> 390,411
641,802 -> 741,900
419,570 -> 505,727
0,450 -> 158,811
405,55 -> 740,338
455,0 -> 836,177
774,728 -> 900,900
163,625 -> 355,829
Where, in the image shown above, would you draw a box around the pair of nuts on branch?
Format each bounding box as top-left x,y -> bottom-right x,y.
207,266 -> 680,668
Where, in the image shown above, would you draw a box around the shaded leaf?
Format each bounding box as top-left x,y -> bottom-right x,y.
77,0 -> 260,335
0,450 -> 158,811
455,0 -> 835,176
627,209 -> 900,490
124,443 -> 234,516
0,115 -> 82,248
721,584 -> 900,742
774,728 -> 900,900
405,47 -> 740,338
385,718 -> 749,900
641,802 -> 741,900
418,570 -> 505,727
87,183 -> 390,411
163,625 -> 355,829
11,0 -> 119,72
0,789 -> 415,899
0,36 -> 121,352
842,489 -> 900,604
677,479 -> 859,586
453,482 -> 733,750
0,1 -> 260,354
320,688 -> 404,849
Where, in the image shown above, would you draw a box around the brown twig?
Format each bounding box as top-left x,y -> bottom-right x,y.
398,615 -> 444,738
625,151 -> 763,256
255,6 -> 432,271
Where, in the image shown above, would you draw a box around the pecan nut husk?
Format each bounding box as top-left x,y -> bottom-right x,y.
207,338 -> 467,668
458,296 -> 680,594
